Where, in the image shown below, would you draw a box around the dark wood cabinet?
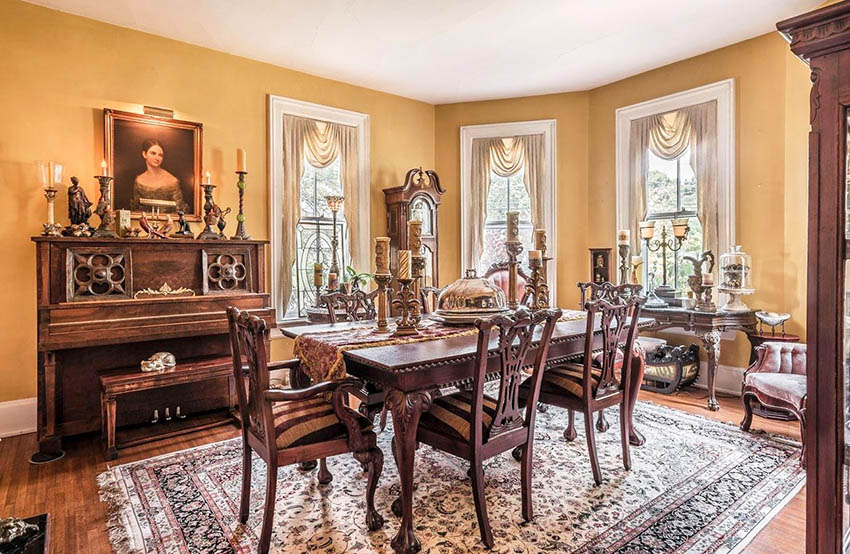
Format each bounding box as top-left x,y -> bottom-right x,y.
778,4 -> 850,552
384,168 -> 444,287
31,237 -> 274,462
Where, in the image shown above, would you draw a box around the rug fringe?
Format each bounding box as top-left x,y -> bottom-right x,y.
98,468 -> 144,554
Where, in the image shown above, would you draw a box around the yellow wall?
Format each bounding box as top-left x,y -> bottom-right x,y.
435,33 -> 810,367
0,0 -> 434,402
434,94 -> 591,308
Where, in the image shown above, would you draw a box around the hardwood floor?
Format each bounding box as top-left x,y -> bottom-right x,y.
0,388 -> 804,553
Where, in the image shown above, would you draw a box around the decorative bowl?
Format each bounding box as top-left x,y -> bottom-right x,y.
432,269 -> 509,324
755,311 -> 791,327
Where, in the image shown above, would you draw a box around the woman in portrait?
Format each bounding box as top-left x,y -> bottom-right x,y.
132,139 -> 187,212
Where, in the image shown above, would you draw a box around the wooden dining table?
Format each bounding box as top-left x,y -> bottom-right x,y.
282,314 -> 654,554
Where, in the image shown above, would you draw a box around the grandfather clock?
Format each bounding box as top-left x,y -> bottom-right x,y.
384,168 -> 445,287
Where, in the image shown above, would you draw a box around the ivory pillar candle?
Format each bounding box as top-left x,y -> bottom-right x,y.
398,250 -> 412,279
533,228 -> 547,251
701,272 -> 714,286
408,220 -> 422,252
374,237 -> 390,274
506,211 -> 520,243
617,229 -> 630,246
328,272 -> 338,290
236,148 -> 247,172
313,263 -> 323,287
528,250 -> 542,263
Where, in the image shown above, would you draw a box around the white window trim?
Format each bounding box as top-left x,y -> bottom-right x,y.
268,95 -> 370,324
460,119 -> 558,302
615,79 -> 735,267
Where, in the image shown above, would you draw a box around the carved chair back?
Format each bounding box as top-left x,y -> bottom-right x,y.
483,262 -> 529,303
227,307 -> 275,452
420,285 -> 444,314
470,307 -> 561,445
577,281 -> 643,307
580,293 -> 645,401
321,289 -> 380,324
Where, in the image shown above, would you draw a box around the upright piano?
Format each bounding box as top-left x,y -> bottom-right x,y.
31,236 -> 274,462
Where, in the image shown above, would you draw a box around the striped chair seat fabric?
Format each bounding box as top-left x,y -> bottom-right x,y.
272,396 -> 372,450
419,390 -> 502,443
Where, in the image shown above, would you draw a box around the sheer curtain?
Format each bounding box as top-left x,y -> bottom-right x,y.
280,116 -> 359,315
466,135 -> 546,271
629,100 -> 717,254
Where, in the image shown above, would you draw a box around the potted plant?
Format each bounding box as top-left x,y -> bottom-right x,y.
342,265 -> 371,293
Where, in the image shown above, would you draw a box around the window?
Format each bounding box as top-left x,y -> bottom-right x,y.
479,168 -> 533,273
644,148 -> 703,292
285,157 -> 348,319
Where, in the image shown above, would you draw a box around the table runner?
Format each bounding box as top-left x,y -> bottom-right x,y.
294,309 -> 588,382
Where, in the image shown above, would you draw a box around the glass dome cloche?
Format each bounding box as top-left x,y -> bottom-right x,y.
718,245 -> 755,312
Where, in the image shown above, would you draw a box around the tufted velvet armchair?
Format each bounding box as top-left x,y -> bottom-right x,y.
483,262 -> 529,303
740,342 -> 807,463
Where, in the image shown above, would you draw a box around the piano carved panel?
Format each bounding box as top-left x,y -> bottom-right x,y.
202,248 -> 253,295
66,248 -> 132,301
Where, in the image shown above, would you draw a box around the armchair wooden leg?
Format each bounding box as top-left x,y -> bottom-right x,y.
520,440 -> 534,523
259,463 -> 278,554
470,459 -> 494,549
239,437 -> 252,524
620,400 -> 631,471
596,409 -> 610,433
584,409 -> 602,486
740,393 -> 754,432
798,410 -> 807,465
564,409 -> 578,442
317,458 -> 333,485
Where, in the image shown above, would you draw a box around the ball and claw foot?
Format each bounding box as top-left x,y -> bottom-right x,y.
511,446 -> 523,462
391,497 -> 403,518
299,460 -> 318,471
317,459 -> 333,485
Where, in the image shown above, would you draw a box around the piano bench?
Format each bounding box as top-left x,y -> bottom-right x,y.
99,356 -> 238,461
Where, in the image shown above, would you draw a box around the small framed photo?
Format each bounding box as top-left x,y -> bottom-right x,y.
104,109 -> 203,221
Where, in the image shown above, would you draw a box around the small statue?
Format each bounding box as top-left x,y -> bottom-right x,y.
172,211 -> 193,237
64,176 -> 93,236
0,517 -> 40,545
217,207 -> 232,238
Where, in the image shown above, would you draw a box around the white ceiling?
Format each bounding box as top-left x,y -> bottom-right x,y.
27,0 -> 820,104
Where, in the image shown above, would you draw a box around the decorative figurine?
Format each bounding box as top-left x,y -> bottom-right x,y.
64,176 -> 93,236
172,210 -> 194,238
139,212 -> 174,239
217,206 -> 232,238
92,173 -> 118,238
683,250 -> 716,312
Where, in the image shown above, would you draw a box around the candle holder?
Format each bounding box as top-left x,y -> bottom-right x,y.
374,273 -> 393,333
410,255 -> 425,324
325,195 -> 344,276
41,187 -> 62,237
197,183 -> 223,240
92,175 -> 118,238
684,251 -> 716,312
641,220 -> 689,298
526,257 -> 550,310
618,244 -> 630,285
230,171 -> 251,240
506,241 -> 524,310
391,277 -> 421,337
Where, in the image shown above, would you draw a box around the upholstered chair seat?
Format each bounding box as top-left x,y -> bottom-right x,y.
272,397 -> 374,450
418,391 -> 499,443
743,373 -> 807,410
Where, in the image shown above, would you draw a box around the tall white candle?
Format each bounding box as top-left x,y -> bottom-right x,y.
236,148 -> 247,172
101,159 -> 108,177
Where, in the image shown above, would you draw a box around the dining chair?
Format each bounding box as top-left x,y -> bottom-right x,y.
419,285 -> 444,314
483,261 -> 530,303
321,289 -> 380,323
227,307 -> 384,554
412,307 -> 561,548
521,291 -> 644,486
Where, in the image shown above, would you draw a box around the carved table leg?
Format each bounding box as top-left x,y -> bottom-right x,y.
627,351 -> 646,446
385,389 -> 432,554
31,351 -> 64,464
701,330 -> 722,412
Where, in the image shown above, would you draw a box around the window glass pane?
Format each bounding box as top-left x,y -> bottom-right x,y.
481,167 -> 533,274
680,154 -> 697,212
645,216 -> 703,293
300,157 -> 342,219
486,173 -> 509,223
646,151 -> 680,215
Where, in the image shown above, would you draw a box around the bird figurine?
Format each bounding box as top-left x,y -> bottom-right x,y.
139,212 -> 171,239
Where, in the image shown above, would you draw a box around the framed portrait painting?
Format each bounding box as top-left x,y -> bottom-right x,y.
104,109 -> 203,220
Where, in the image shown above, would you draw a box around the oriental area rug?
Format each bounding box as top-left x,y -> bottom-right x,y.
98,402 -> 803,554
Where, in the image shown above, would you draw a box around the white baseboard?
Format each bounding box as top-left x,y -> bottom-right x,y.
0,397 -> 37,438
691,362 -> 744,396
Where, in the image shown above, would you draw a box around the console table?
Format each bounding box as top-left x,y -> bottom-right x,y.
31,237 -> 274,463
641,306 -> 757,411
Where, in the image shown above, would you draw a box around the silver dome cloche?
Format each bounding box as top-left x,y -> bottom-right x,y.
433,269 -> 509,324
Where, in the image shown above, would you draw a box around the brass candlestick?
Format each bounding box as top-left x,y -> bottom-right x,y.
618,244 -> 630,285
391,277 -> 421,337
411,255 -> 425,324
231,171 -> 250,240
92,175 -> 117,238
526,257 -> 550,309
41,187 -> 62,236
641,219 -> 689,297
374,273 -> 392,333
197,183 -> 222,240
325,195 -> 344,276
506,241 -> 524,310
